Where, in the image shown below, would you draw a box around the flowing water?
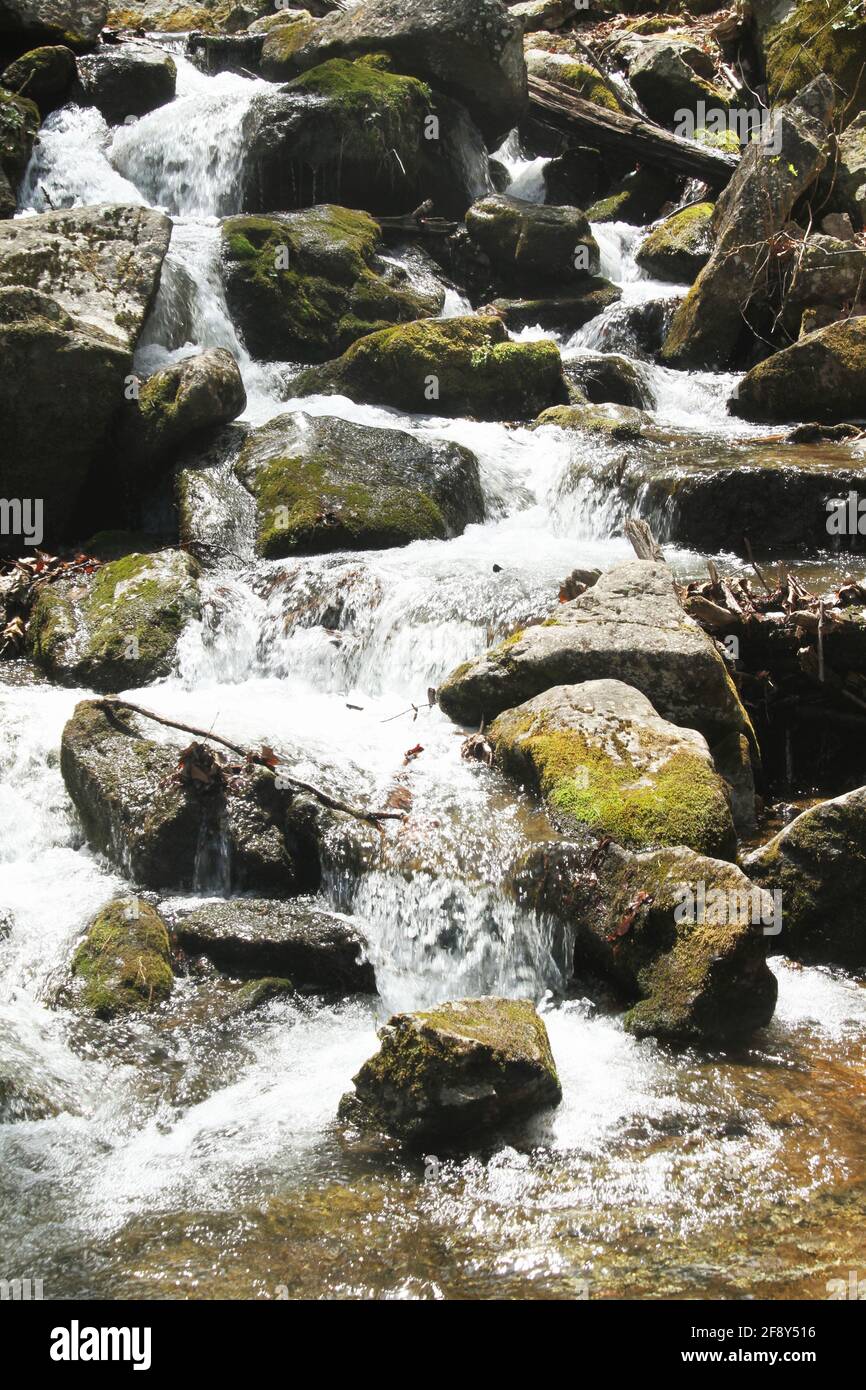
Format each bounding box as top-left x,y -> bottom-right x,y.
3,49 -> 866,1300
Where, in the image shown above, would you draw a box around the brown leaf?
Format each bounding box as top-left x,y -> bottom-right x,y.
608,890 -> 654,942
403,743 -> 424,765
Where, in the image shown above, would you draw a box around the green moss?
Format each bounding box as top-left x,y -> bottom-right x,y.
288,56 -> 431,111
71,898 -> 173,1019
555,63 -> 622,112
764,0 -> 866,120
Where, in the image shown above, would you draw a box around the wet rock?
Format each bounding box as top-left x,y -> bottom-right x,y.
28,548 -> 200,688
0,1069 -> 60,1121
730,318 -> 866,425
290,315 -> 567,420
437,561 -> 757,821
0,84 -> 39,216
634,202 -> 714,284
543,146 -> 604,207
0,45 -> 76,116
167,897 -> 375,991
338,996 -> 561,1142
564,350 -> 655,410
490,278 -> 621,333
74,39 -> 177,123
525,48 -> 623,113
489,680 -> 737,859
535,400 -> 648,440
277,0 -> 528,145
115,348 -> 246,479
236,410 -> 484,558
465,193 -> 600,289
744,786 -> 866,967
221,206 -> 442,362
241,56 -> 490,221
0,0 -> 108,47
259,14 -> 319,79
587,166 -> 675,226
228,976 -> 295,1013
622,34 -> 732,128
0,203 -> 172,350
513,840 -> 778,1044
60,700 -> 323,894
662,77 -> 836,369
187,31 -> 265,76
69,897 -> 173,1020
0,285 -> 129,554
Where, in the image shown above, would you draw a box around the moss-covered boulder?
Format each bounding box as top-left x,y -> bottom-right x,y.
761,0 -> 866,124
167,897 -> 375,992
236,410 -> 484,558
259,13 -> 320,79
465,193 -> 600,289
744,786 -> 866,967
277,0 -> 528,145
290,315 -> 566,420
514,840 -> 778,1044
534,400 -> 648,440
242,56 -> 490,220
221,206 -> 441,362
116,348 -> 246,479
489,680 -> 736,858
28,549 -> 200,689
0,45 -> 75,116
437,560 -> 757,830
586,166 -> 674,226
525,48 -> 623,111
338,997 -> 561,1143
2,0 -> 108,47
661,76 -> 836,369
107,0 -> 268,31
730,318 -> 866,424
563,350 -> 655,409
490,278 -> 621,333
0,85 -> 39,217
60,700 -> 323,894
635,202 -> 714,284
69,897 -> 173,1020
74,39 -> 177,124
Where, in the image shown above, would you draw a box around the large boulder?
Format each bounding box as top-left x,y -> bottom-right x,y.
513,840 -> 778,1044
662,77 -> 836,369
338,997 -> 561,1142
634,202 -> 714,284
220,205 -> 441,362
438,561 -> 755,755
166,897 -> 375,992
0,45 -> 76,115
116,348 -> 246,478
624,35 -> 732,128
241,56 -> 490,221
465,193 -> 600,289
68,897 -> 173,1020
28,548 -> 200,688
290,315 -> 566,420
760,0 -> 866,123
730,318 -> 866,425
236,410 -> 484,558
489,680 -> 737,859
744,787 -> 866,967
60,700 -> 323,894
0,85 -> 39,216
563,350 -> 655,409
74,38 -> 177,124
0,203 -> 171,350
272,0 -> 527,145
0,0 -> 108,48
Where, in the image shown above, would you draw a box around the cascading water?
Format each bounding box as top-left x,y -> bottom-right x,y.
4,49 -> 866,1301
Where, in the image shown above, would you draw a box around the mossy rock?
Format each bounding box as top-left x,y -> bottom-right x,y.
587,167 -> 675,225
730,317 -> 866,424
259,14 -> 320,79
339,997 -> 562,1143
465,193 -> 600,290
0,85 -> 40,217
534,401 -> 648,440
221,206 -> 441,362
236,410 -> 484,558
28,549 -> 200,690
763,0 -> 866,124
514,839 -> 778,1044
107,1 -> 259,33
563,351 -> 655,409
290,315 -> 567,421
525,49 -> 623,112
71,897 -> 173,1020
635,201 -> 714,284
0,46 -> 76,116
229,977 -> 295,1013
490,680 -> 736,858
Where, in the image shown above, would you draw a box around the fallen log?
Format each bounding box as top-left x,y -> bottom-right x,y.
527,75 -> 739,190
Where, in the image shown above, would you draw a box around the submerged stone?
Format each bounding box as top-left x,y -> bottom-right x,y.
339,996 -> 561,1142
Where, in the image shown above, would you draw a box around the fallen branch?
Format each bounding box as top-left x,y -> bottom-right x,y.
98,697 -> 405,827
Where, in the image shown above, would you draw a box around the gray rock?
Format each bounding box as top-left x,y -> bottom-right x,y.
0,0 -> 108,46
338,996 -> 561,1142
116,348 -> 247,478
74,39 -> 177,124
490,278 -> 621,333
564,350 -> 655,410
167,897 -> 375,992
465,193 -> 600,289
0,45 -> 75,116
730,317 -> 866,424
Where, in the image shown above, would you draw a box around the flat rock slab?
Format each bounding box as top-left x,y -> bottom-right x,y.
168,897 -> 375,993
